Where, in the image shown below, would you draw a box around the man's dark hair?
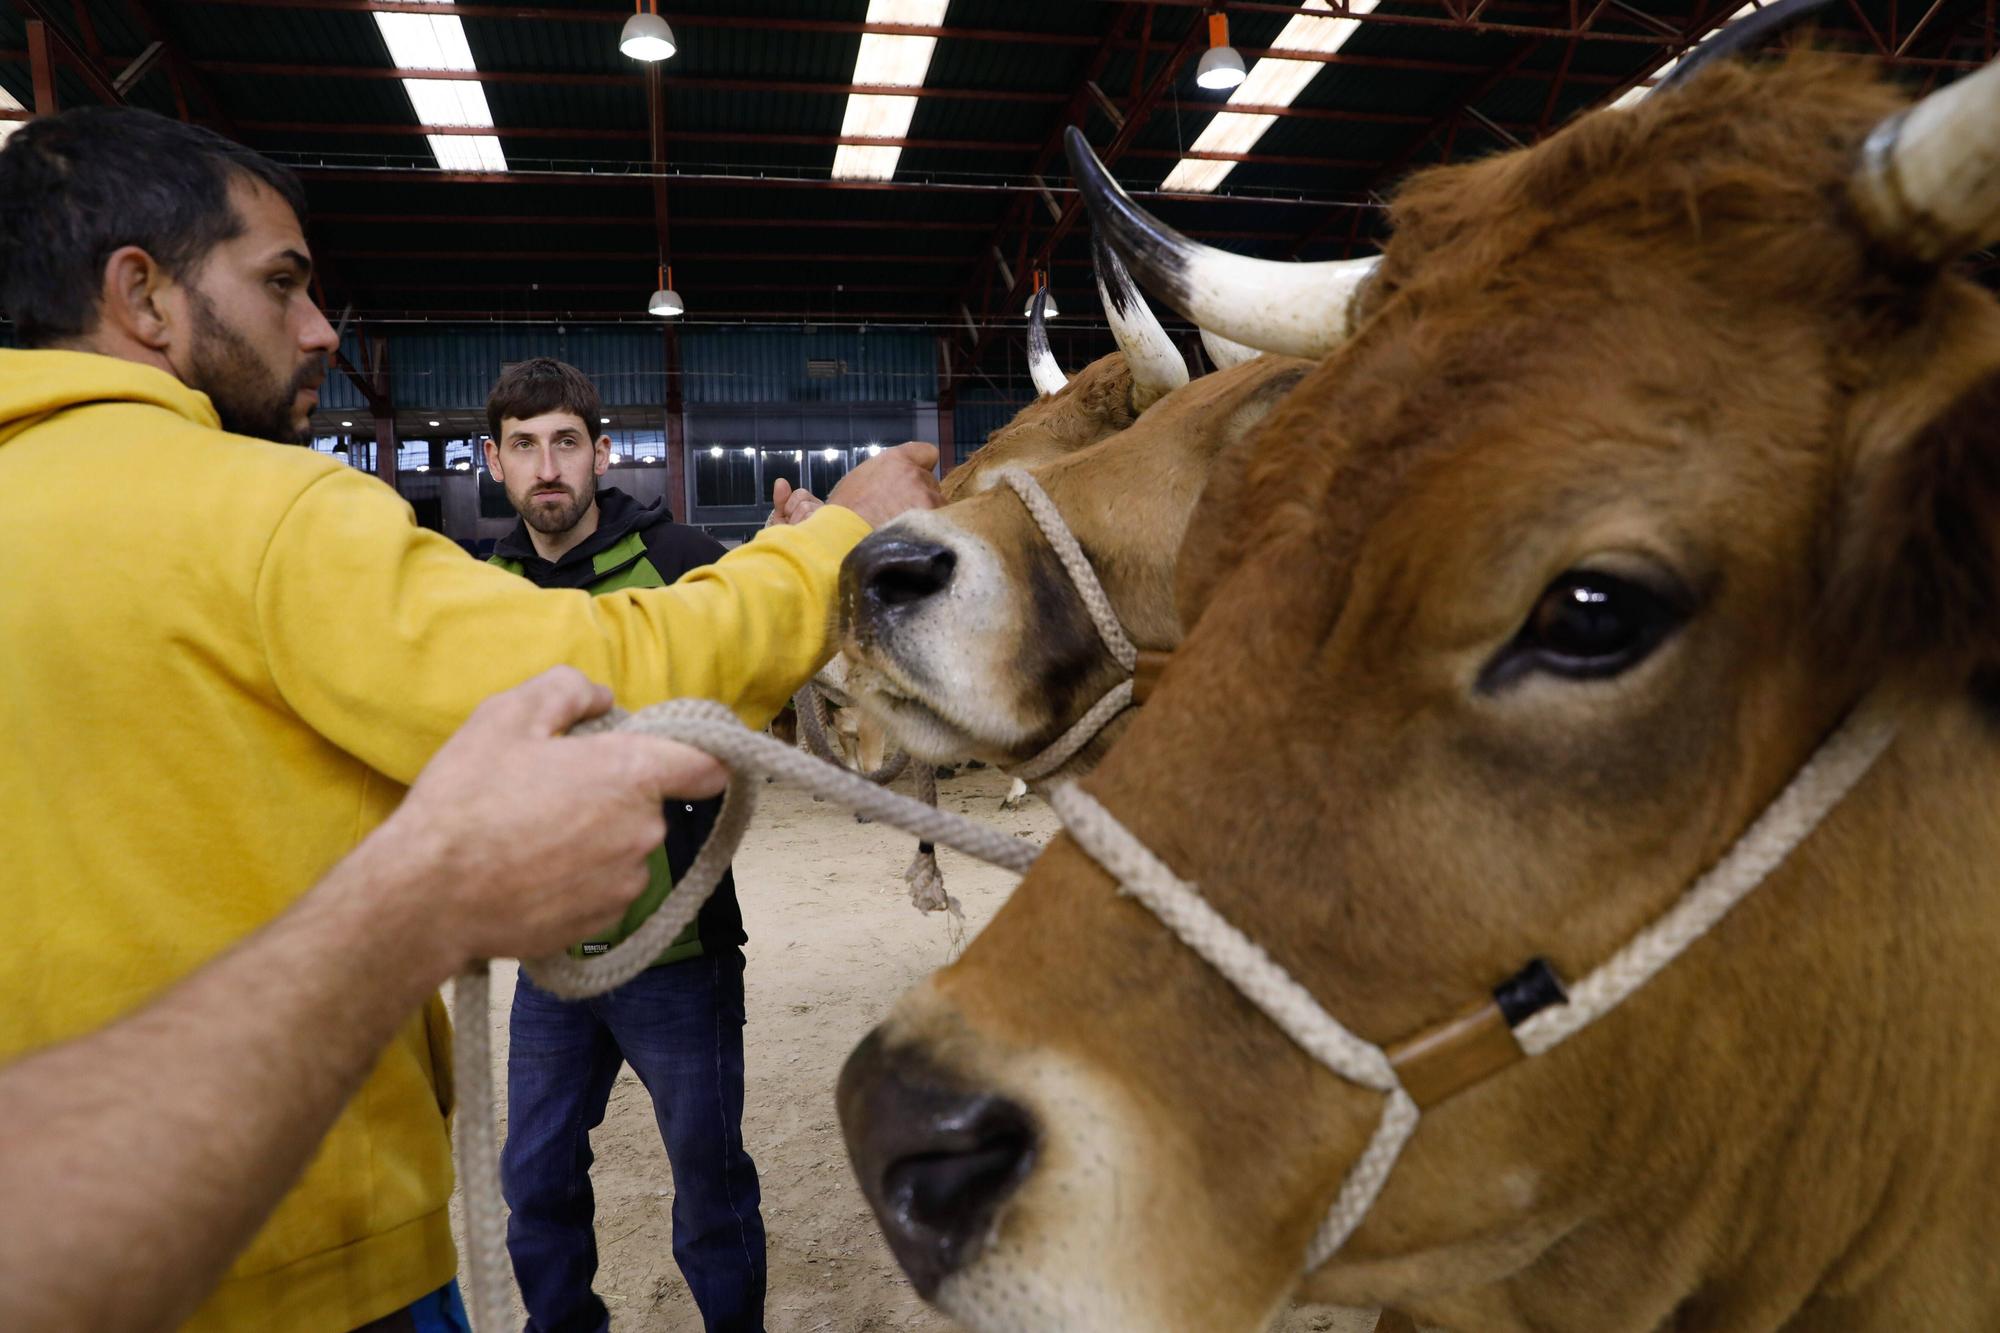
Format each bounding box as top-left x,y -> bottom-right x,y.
485,357 -> 605,441
0,106 -> 308,347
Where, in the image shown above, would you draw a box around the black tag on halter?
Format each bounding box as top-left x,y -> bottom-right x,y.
1493,958 -> 1568,1028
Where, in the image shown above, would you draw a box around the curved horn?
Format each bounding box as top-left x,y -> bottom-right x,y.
1654,0 -> 1840,92
1199,327 -> 1262,371
1092,231 -> 1190,411
1067,125 -> 1378,360
1850,55 -> 2000,264
1026,288 -> 1069,397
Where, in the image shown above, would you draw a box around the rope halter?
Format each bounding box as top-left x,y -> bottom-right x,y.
993,467 -> 1171,783
1046,689 -> 1900,1268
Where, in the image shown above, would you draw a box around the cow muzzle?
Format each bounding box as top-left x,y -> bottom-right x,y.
838,1029 -> 1038,1298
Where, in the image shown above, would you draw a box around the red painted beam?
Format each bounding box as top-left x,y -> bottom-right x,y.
177,0 -> 1101,48
195,62 -> 1071,102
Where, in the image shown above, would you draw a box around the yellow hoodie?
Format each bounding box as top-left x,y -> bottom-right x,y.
0,350 -> 871,1331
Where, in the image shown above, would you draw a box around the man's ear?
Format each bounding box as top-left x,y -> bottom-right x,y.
594,434 -> 613,476
482,437 -> 504,480
97,245 -> 177,352
1829,355 -> 2000,685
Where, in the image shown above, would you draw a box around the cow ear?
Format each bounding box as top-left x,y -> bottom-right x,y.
1829,358 -> 2000,684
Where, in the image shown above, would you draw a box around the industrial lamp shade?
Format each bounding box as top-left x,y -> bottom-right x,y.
649,264 -> 683,317
1196,12 -> 1246,90
1022,287 -> 1059,318
619,10 -> 677,61
1195,43 -> 1246,90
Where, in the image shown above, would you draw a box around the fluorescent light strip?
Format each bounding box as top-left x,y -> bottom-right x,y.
831,0 -> 950,181
372,0 -> 508,173
1161,0 -> 1377,194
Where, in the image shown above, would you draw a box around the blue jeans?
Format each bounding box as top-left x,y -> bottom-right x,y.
501,951 -> 765,1333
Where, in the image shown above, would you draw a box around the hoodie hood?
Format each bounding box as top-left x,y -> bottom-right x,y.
492,485 -> 669,577
0,349 -> 222,447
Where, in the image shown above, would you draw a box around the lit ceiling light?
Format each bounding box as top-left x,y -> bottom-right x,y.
867,444 -> 882,455
619,0 -> 678,62
1195,12 -> 1247,91
831,0 -> 950,181
341,420 -> 354,427
649,264 -> 684,317
372,0 -> 509,174
742,447 -> 756,457
600,416 -> 611,424
415,463 -> 431,472
641,455 -> 657,463
1162,0 -> 1376,195
709,445 -> 723,458
1022,270 -> 1059,317
429,419 -> 442,427
822,448 -> 839,461
454,460 -> 472,470
608,453 -> 622,464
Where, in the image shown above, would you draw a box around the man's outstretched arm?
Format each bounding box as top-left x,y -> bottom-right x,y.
0,668 -> 725,1333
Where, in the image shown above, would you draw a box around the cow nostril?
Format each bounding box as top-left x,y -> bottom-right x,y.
882,1110 -> 1035,1244
860,538 -> 957,609
839,1032 -> 1037,1297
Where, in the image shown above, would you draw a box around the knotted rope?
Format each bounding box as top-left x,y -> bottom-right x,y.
789,673 -> 954,910
455,685 -> 1897,1326
452,698 -> 1035,1329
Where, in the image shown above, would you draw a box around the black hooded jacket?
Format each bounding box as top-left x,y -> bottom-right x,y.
490,487 -> 744,961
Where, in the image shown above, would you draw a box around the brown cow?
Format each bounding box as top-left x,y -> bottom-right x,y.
840,243 -> 1311,780
839,52 -> 2000,1333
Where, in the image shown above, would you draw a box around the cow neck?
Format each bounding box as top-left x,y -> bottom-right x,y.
1045,688 -> 1900,1271
994,467 -> 1172,784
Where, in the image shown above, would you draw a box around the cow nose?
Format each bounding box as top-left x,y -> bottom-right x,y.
843,534 -> 958,619
838,1029 -> 1036,1298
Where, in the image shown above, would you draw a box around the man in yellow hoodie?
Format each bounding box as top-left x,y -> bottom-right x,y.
0,107 -> 938,1331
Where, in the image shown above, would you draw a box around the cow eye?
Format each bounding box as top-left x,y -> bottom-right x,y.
1481,570 -> 1686,690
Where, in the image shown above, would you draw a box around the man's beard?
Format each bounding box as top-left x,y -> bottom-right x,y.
184,287 -> 322,445
519,480 -> 595,535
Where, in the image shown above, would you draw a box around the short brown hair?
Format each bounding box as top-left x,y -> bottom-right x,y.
485,357 -> 603,442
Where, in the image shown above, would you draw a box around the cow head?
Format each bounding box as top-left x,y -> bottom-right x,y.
840,54 -> 2000,1332
840,245 -> 1307,772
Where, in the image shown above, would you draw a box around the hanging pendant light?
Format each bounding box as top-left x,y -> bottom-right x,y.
620,0 -> 677,62
648,264 -> 684,317
1195,11 -> 1247,91
1021,269 -> 1059,318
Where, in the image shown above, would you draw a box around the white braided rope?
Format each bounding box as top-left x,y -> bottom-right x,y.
451,686 -> 1896,1327
1044,690 -> 1895,1274
1010,680 -> 1136,784
453,698 -> 1038,1330
995,468 -> 1151,783
1514,694 -> 1899,1056
997,469 -> 1137,673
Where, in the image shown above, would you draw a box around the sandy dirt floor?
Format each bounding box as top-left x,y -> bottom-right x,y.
450,765 -> 1379,1333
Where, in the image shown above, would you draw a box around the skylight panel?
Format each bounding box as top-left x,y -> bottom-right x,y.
372,0 -> 508,173
0,88 -> 24,149
1613,2 -> 1762,107
831,0 -> 951,182
1161,0 -> 1377,195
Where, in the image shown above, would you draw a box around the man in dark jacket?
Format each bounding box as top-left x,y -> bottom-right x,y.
482,358 -> 763,1333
